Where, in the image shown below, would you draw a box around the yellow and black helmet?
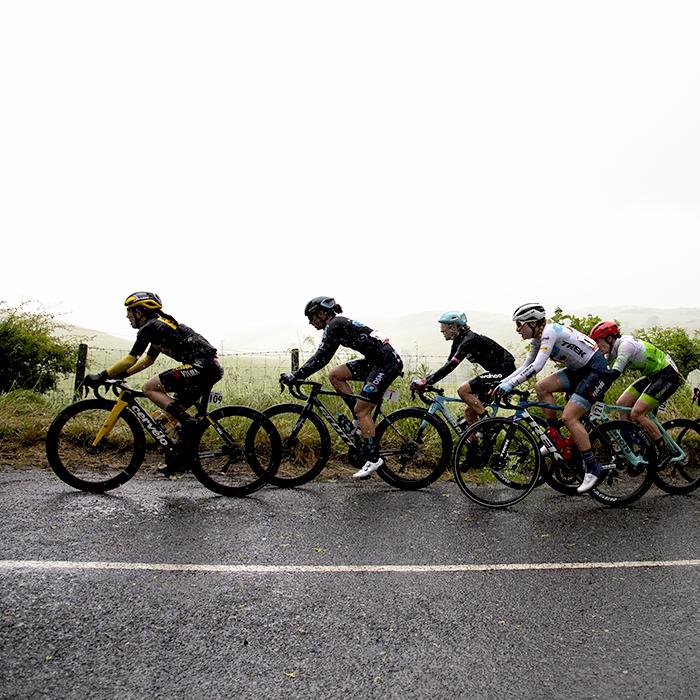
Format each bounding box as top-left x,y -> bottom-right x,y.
125,291 -> 163,311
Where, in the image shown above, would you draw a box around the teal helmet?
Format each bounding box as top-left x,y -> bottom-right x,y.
438,310 -> 467,338
438,310 -> 467,327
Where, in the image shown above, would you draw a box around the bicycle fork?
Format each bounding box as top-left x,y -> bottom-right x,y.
92,394 -> 131,447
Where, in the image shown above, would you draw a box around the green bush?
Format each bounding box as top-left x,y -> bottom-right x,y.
632,326 -> 700,378
0,301 -> 78,394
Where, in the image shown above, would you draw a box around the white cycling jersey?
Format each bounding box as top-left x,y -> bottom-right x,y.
503,323 -> 599,388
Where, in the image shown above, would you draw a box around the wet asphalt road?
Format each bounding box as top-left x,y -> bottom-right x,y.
2,467 -> 700,700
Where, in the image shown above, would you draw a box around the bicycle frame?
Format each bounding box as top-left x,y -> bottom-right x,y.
590,401 -> 687,466
415,386 -> 499,439
90,380 -> 218,451
424,392 -> 467,435
284,381 -> 386,448
509,395 -> 649,469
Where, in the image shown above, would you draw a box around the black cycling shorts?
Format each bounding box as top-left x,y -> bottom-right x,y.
627,365 -> 681,408
555,351 -> 615,411
466,360 -> 517,401
346,346 -> 404,404
159,357 -> 224,406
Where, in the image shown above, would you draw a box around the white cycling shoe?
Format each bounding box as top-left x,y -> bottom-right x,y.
353,459 -> 383,479
577,470 -> 601,494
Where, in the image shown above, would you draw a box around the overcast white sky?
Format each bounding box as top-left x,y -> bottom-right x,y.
2,1 -> 699,347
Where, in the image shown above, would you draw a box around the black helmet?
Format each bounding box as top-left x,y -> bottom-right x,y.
304,296 -> 337,319
125,291 -> 163,311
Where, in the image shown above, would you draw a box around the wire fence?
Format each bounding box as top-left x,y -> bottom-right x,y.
76,345 -> 478,393
60,343 -> 700,421
79,344 -> 700,390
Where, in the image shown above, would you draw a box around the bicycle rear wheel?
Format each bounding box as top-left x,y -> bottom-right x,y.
588,420 -> 655,507
653,418 -> 700,494
262,403 -> 331,487
374,407 -> 452,490
190,405 -> 281,497
452,417 -> 541,508
45,399 -> 144,492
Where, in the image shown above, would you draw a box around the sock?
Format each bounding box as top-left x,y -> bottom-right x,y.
363,437 -> 379,461
167,403 -> 196,428
581,448 -> 601,475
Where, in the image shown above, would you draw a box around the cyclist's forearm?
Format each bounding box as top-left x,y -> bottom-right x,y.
125,355 -> 156,376
426,359 -> 458,385
105,355 -> 139,378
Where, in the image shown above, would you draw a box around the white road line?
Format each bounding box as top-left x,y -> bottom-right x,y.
1,559 -> 700,573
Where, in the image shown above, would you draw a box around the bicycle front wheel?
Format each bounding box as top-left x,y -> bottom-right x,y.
654,418 -> 700,494
375,407 -> 452,490
262,403 -> 331,487
45,399 -> 145,492
588,420 -> 655,507
452,417 -> 541,508
190,405 -> 281,497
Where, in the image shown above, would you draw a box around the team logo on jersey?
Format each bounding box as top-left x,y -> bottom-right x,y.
363,382 -> 378,394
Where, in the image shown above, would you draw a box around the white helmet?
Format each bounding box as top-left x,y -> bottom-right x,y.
512,303 -> 546,323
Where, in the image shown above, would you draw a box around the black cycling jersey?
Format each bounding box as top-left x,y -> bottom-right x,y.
129,314 -> 217,364
426,328 -> 515,385
295,316 -> 394,380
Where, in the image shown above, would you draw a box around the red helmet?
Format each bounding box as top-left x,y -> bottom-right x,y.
590,321 -> 619,340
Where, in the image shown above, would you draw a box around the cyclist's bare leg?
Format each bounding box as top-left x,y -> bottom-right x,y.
457,380 -> 485,424
142,376 -> 174,411
534,373 -> 563,422
561,401 -> 591,451
328,364 -> 377,439
328,364 -> 353,395
616,390 -> 635,422
618,391 -> 662,441
354,399 -> 376,438
328,363 -> 373,435
142,376 -> 190,422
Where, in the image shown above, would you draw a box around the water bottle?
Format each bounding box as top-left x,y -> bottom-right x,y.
561,435 -> 575,460
338,413 -> 355,435
545,426 -> 565,451
152,409 -> 180,443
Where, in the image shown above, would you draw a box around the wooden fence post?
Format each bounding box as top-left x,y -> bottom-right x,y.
291,348 -> 299,372
73,343 -> 88,400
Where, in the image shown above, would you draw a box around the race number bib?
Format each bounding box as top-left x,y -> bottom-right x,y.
589,401 -> 605,420
370,329 -> 390,344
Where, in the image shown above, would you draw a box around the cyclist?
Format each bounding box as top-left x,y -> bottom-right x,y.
589,321 -> 681,459
411,310 -> 516,426
83,292 -> 224,475
494,303 -> 616,494
280,296 -> 404,479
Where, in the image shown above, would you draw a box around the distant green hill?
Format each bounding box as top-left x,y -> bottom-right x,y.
54,324 -> 135,353
57,305 -> 700,370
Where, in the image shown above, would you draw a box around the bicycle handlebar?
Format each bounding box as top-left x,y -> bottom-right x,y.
411,384 -> 444,405
280,379 -> 322,401
491,389 -> 530,410
89,378 -> 136,400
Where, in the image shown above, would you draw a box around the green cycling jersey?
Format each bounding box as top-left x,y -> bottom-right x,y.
607,335 -> 674,376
